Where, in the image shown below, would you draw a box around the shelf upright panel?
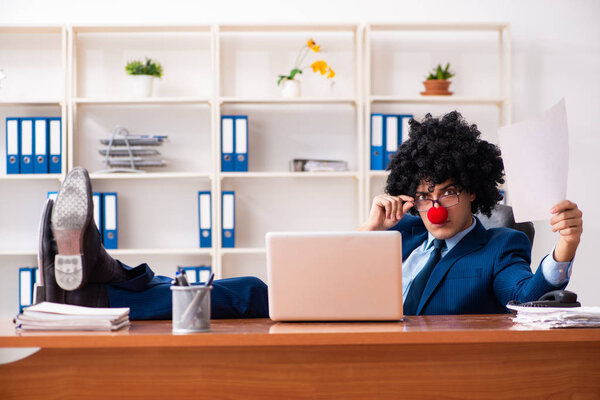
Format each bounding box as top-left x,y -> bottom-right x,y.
61,25 -> 69,179
364,24 -> 374,218
213,24 -> 223,279
355,24 -> 365,224
67,25 -> 77,173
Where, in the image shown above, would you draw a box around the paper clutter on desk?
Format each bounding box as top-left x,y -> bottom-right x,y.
507,303 -> 600,329
14,302 -> 130,331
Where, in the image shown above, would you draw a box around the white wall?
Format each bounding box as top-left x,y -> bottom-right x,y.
1,0 -> 599,304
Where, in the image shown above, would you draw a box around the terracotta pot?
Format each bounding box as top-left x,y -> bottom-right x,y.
421,79 -> 453,96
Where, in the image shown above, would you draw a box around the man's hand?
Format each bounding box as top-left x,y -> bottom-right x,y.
550,200 -> 583,262
358,194 -> 414,231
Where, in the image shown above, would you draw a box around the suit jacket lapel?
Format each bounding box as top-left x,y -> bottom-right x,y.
416,218 -> 488,314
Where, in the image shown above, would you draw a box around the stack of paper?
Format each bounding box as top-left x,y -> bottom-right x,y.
507,304 -> 600,329
14,302 -> 130,331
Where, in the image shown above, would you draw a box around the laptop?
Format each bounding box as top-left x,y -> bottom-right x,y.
266,231 -> 403,321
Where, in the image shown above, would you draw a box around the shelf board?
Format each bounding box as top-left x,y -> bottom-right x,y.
220,248 -> 266,255
219,97 -> 356,105
0,99 -> 64,107
368,22 -> 508,32
219,24 -> 358,33
72,25 -> 211,34
0,25 -> 63,34
0,174 -> 62,181
107,248 -> 213,256
369,96 -> 506,106
220,171 -> 359,179
369,170 -> 390,178
89,172 -> 212,180
0,249 -> 37,256
73,97 -> 211,106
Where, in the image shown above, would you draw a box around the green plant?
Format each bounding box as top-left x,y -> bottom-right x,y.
125,58 -> 163,78
426,63 -> 454,80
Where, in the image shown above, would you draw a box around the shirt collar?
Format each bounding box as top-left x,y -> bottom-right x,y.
424,217 -> 477,252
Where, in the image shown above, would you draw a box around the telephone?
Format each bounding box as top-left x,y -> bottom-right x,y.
509,290 -> 581,308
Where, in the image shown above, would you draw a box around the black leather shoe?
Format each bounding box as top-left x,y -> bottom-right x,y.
51,167 -> 94,290
37,198 -> 65,303
51,167 -> 128,292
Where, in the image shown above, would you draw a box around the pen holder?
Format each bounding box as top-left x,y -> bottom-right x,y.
170,285 -> 212,334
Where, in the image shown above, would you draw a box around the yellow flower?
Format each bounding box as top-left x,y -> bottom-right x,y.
307,38 -> 320,52
311,60 -> 328,75
327,67 -> 335,79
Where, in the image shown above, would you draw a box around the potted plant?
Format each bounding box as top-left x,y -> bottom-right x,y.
125,57 -> 163,97
277,38 -> 335,97
421,62 -> 454,96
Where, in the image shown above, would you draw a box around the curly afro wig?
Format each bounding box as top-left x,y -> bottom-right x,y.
385,111 -> 505,217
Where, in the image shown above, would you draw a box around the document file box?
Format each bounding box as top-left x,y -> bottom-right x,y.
222,191 -> 235,248
47,191 -> 58,201
102,193 -> 118,249
20,118 -> 34,174
234,116 -> 248,172
221,116 -> 235,172
6,118 -> 20,174
93,193 -> 103,239
197,265 -> 212,283
34,118 -> 49,174
400,114 -> 413,144
499,190 -> 507,205
19,267 -> 34,312
48,117 -> 61,174
370,114 -> 385,170
180,267 -> 199,284
33,266 -> 42,304
198,191 -> 212,248
384,115 -> 400,169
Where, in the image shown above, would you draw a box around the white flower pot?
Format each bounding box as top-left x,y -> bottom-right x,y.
128,74 -> 155,97
280,79 -> 301,98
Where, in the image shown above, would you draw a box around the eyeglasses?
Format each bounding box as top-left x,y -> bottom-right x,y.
414,190 -> 462,212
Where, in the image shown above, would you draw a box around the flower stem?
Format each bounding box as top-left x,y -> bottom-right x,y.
294,45 -> 310,69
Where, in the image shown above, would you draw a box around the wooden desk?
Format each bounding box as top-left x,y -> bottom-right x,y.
1,315 -> 599,399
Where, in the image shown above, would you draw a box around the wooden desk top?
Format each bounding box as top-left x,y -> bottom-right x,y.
2,314 -> 600,349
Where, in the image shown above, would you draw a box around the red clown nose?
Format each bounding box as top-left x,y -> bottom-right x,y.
427,206 -> 448,224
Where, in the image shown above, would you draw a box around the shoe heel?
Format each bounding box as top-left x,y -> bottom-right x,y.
55,254 -> 84,291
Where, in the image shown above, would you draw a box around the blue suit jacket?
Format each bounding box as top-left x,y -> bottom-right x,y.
390,215 -> 565,315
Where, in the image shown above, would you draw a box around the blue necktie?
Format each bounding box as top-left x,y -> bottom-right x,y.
404,239 -> 446,315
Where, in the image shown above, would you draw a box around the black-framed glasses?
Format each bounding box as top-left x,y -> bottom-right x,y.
414,191 -> 462,212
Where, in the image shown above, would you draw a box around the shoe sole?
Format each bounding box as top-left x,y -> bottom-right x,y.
51,167 -> 93,291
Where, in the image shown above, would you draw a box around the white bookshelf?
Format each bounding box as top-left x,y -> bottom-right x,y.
364,22 -> 511,211
215,23 -> 363,281
0,26 -> 68,317
0,23 -> 510,318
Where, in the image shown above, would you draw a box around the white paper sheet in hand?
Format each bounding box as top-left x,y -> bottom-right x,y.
498,99 -> 569,222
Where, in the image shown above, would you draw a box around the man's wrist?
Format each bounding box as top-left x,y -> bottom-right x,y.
358,221 -> 379,231
553,239 -> 579,262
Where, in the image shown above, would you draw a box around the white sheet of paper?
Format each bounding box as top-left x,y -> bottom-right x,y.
497,99 -> 569,222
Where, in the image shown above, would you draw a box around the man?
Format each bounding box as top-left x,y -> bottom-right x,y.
38,111 -> 582,318
359,111 -> 583,315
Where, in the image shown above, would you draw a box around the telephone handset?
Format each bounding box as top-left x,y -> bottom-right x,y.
509,290 -> 581,308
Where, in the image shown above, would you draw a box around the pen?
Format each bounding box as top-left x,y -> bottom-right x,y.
174,270 -> 190,286
180,273 -> 215,324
